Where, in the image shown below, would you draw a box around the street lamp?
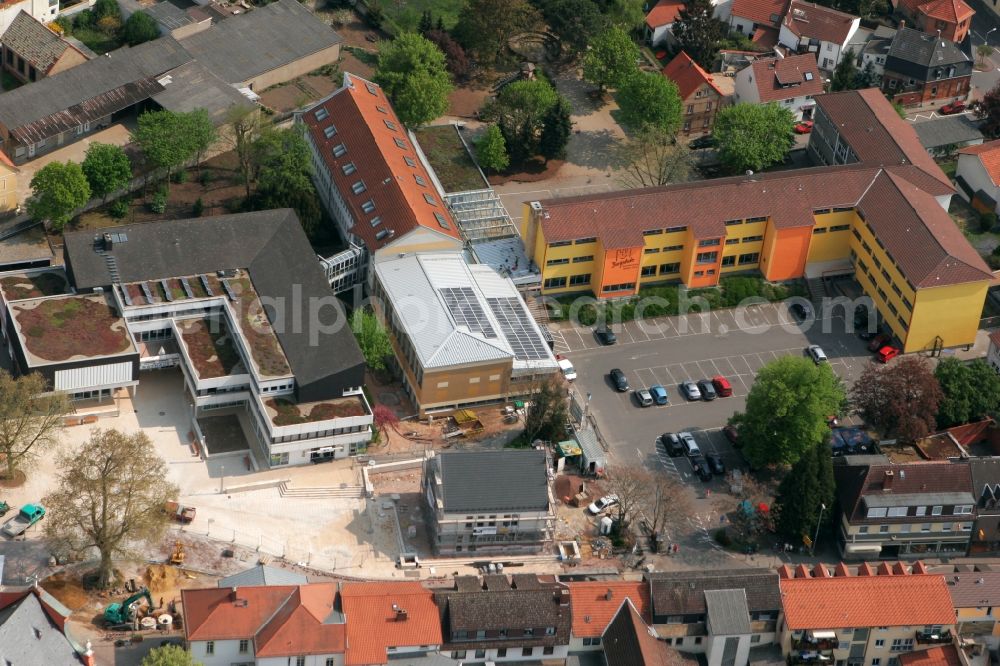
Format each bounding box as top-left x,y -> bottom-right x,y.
988,27 -> 998,46
811,503 -> 827,555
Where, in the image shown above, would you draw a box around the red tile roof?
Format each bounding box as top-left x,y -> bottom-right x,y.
646,0 -> 685,27
0,149 -> 17,171
731,0 -> 788,27
567,581 -> 651,638
662,51 -> 725,101
918,0 -> 974,23
779,574 -> 956,629
340,582 -> 443,666
749,54 -> 824,102
182,584 -> 345,657
300,73 -> 461,253
900,645 -> 963,666
783,1 -> 858,45
959,139 -> 1000,186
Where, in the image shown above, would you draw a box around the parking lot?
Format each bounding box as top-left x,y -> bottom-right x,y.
557,302 -> 872,485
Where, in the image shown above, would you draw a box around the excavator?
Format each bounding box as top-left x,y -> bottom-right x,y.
104,587 -> 154,629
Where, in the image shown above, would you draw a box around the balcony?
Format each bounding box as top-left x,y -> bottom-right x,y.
792,639 -> 838,652
916,630 -> 952,645
789,651 -> 834,666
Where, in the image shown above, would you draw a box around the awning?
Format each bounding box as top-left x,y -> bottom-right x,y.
844,543 -> 883,554
810,631 -> 837,639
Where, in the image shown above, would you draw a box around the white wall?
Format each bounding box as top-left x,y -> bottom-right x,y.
54,360 -> 135,391
957,154 -> 998,208
258,654 -> 344,666
729,15 -> 756,37
733,69 -> 761,105
189,639 -> 253,666
448,645 -> 570,662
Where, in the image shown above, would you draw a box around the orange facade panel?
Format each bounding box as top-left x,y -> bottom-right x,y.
762,225 -> 812,281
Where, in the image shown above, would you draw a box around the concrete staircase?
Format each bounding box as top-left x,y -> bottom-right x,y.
277,481 -> 364,499
526,294 -> 550,325
806,276 -> 827,303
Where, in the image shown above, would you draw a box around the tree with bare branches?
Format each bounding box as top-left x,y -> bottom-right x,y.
0,370 -> 69,480
602,465 -> 653,529
647,473 -> 693,551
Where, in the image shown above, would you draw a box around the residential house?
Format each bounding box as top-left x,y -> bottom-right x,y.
646,569 -> 783,666
43,210 -> 370,467
895,0 -> 974,44
988,330 -> 1000,373
422,449 -> 555,556
0,585 -> 94,666
0,0 -> 65,42
218,565 -> 308,588
956,140 -> 1000,213
566,580 -> 651,651
881,26 -> 972,107
371,252 -> 556,416
899,645 -> 968,666
0,149 -> 18,214
833,460 -> 976,559
914,114 -> 983,157
944,565 -> 1000,649
298,73 -> 463,291
728,0 -> 788,48
970,457 -> 1000,553
645,0 -> 685,46
778,1 -> 861,71
339,582 -> 443,666
860,25 -> 897,79
1,11 -> 88,84
778,561 -> 958,665
733,54 -> 824,120
434,574 -> 572,663
603,599 -> 689,666
662,51 -> 728,136
182,583 -> 345,666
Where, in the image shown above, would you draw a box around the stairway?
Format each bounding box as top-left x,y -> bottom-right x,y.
277,481 -> 364,499
806,276 -> 826,303
525,294 -> 551,325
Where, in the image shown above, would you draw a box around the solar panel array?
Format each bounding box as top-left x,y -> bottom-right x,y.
487,297 -> 550,361
439,287 -> 497,338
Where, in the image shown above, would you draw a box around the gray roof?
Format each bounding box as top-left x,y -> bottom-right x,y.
914,115 -> 983,149
0,11 -> 81,73
888,26 -> 970,67
647,570 -> 781,616
143,3 -> 193,30
151,60 -> 250,124
704,589 -> 752,636
435,449 -> 550,513
946,569 -> 1000,607
0,590 -> 81,666
62,209 -> 365,394
177,0 -> 341,85
972,458 -> 1000,512
862,491 -> 975,507
218,564 -> 308,588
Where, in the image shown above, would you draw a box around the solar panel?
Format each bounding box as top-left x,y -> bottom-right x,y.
161,280 -> 173,302
220,279 -> 237,302
439,287 -> 497,338
180,277 -> 194,299
200,275 -> 214,296
120,285 -> 133,307
140,282 -> 154,304
487,297 -> 550,361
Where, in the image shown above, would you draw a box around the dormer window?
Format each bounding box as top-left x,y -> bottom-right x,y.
314,108 -> 328,121
333,144 -> 346,157
323,125 -> 337,139
352,181 -> 367,194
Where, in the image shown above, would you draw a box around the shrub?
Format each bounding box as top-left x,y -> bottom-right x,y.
54,16 -> 73,34
149,189 -> 167,214
980,211 -> 998,233
192,197 -> 204,217
198,170 -> 211,186
171,169 -> 188,184
988,254 -> 1000,270
74,10 -> 94,29
714,528 -> 731,547
109,197 -> 129,219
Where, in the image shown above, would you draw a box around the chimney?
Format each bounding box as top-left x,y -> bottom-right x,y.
394,606 -> 408,621
899,19 -> 905,29
81,641 -> 95,666
230,586 -> 238,601
559,589 -> 571,606
882,469 -> 895,490
605,588 -> 614,601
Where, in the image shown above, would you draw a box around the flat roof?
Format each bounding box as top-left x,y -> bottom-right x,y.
176,316 -> 246,380
0,267 -> 68,302
263,394 -> 368,426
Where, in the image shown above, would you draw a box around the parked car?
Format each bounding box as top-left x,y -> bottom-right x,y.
634,388 -> 654,407
697,379 -> 718,401
609,368 -> 629,392
723,424 -> 739,446
595,327 -> 617,345
649,384 -> 669,405
790,302 -> 812,320
941,100 -> 966,115
807,345 -> 828,364
877,345 -> 901,363
689,135 -> 717,149
2,503 -> 45,538
712,375 -> 733,397
679,431 -> 700,456
706,453 -> 726,475
794,120 -> 814,134
867,333 -> 892,353
588,494 -> 619,515
661,433 -> 684,457
680,380 -> 702,401
690,456 -> 713,481
558,358 -> 576,381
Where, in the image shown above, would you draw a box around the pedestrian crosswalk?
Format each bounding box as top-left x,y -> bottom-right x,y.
654,438 -> 680,477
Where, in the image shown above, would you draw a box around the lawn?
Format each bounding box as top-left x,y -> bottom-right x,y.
179,317 -> 243,379
67,26 -> 122,55
229,276 -> 291,378
14,295 -> 132,362
370,0 -> 465,33
266,396 -> 367,426
413,125 -> 487,192
0,271 -> 68,301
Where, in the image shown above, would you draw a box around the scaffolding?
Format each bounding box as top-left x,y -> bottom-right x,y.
446,189 -> 519,243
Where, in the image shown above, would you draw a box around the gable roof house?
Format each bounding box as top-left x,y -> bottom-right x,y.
733,53 -> 824,120
727,0 -> 789,47
895,0 -> 974,43
645,0 -> 686,46
0,11 -> 88,84
881,26 -> 972,107
662,51 -> 728,136
340,581 -> 443,666
914,113 -> 983,157
955,140 -> 1000,213
777,1 -> 861,71
566,580 -> 651,650
0,585 -> 92,666
603,599 -> 691,666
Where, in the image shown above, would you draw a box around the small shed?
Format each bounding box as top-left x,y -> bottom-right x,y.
575,429 -> 606,476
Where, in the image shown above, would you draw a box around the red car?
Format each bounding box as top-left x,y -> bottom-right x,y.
712,375 -> 733,397
877,345 -> 901,363
794,120 -> 814,134
723,424 -> 739,446
940,100 -> 966,115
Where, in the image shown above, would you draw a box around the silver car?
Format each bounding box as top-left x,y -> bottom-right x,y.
808,345 -> 828,364
680,380 -> 702,401
634,388 -> 654,407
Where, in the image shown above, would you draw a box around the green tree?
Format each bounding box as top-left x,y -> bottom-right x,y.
830,48 -> 859,91
713,102 -> 795,173
350,308 -> 392,371
476,124 -> 510,174
774,442 -> 835,542
43,429 -> 178,589
935,358 -> 1000,427
671,0 -> 724,70
617,125 -> 692,188
374,33 -> 452,127
92,0 -> 120,19
539,96 -> 573,163
892,101 -> 907,119
0,370 -> 69,480
180,108 -> 216,168
82,143 -> 131,203
975,82 -> 1000,138
978,43 -> 995,69
522,377 -> 568,443
222,105 -> 261,200
122,10 -> 158,46
141,645 -> 202,666
854,60 -> 877,88
481,78 -> 559,164
454,0 -> 542,63
582,26 -> 640,93
27,161 -> 91,231
616,71 -> 682,134
252,126 -> 320,235
133,110 -> 191,186
734,355 -> 846,467
604,0 -> 645,29
852,356 -> 942,441
535,0 -> 609,53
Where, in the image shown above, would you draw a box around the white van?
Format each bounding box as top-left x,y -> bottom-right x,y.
558,358 -> 577,381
